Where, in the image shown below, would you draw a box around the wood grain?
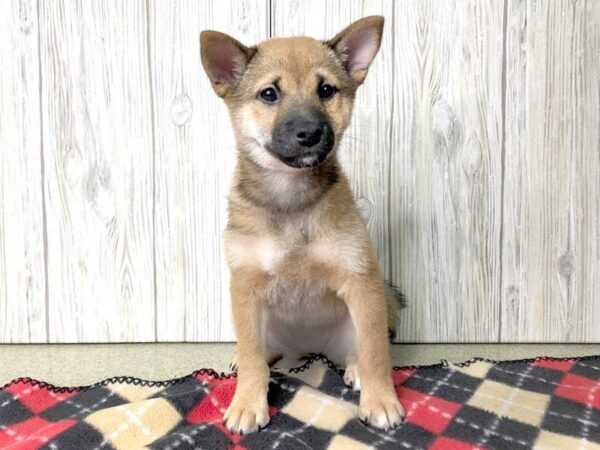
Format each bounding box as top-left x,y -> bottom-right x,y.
1,0 -> 599,343
38,1 -> 155,342
0,0 -> 46,342
150,0 -> 268,341
501,0 -> 600,342
389,1 -> 505,342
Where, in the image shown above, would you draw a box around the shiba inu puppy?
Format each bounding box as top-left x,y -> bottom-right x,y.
200,16 -> 405,433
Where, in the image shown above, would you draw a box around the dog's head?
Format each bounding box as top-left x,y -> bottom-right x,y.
200,17 -> 383,171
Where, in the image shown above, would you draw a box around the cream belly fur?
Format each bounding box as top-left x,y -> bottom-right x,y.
264,282 -> 358,365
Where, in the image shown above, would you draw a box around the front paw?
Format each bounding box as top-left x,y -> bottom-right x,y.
224,396 -> 269,434
359,389 -> 405,431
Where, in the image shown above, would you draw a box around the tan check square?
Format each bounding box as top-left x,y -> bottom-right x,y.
282,386 -> 358,432
292,363 -> 328,388
535,430 -> 600,450
85,398 -> 181,449
468,379 -> 550,426
452,361 -> 493,379
109,384 -> 161,402
327,434 -> 373,449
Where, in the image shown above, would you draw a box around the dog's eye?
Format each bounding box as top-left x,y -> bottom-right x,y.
259,87 -> 278,103
317,83 -> 337,100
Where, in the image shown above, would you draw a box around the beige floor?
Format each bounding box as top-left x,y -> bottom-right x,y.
1,343 -> 599,387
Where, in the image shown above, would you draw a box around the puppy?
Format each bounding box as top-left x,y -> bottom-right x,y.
200,16 -> 405,433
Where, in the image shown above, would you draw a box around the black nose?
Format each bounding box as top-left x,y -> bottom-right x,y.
295,121 -> 323,147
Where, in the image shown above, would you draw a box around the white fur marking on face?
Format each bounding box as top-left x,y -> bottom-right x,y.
246,141 -> 284,171
239,107 -> 306,173
239,107 -> 285,171
300,154 -> 318,166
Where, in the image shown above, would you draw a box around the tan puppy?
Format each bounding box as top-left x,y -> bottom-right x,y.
200,16 -> 405,433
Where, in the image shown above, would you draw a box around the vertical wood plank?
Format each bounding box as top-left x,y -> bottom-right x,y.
0,0 -> 597,344
390,1 -> 505,342
39,1 -> 155,342
0,0 -> 46,342
150,0 -> 268,341
270,0 -> 394,316
502,0 -> 600,342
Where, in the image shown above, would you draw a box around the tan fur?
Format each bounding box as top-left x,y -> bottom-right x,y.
200,16 -> 404,433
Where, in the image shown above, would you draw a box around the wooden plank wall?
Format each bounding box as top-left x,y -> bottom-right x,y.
0,0 -> 598,343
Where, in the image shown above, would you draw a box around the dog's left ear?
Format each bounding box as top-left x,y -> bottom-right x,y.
200,30 -> 256,98
328,16 -> 384,85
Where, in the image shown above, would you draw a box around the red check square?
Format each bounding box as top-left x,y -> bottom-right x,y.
0,416 -> 76,449
6,383 -> 77,414
187,378 -> 236,424
555,373 -> 600,409
533,359 -> 575,372
429,436 -> 484,450
398,387 -> 462,434
392,368 -> 416,386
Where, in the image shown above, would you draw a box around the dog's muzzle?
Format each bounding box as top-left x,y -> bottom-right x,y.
269,109 -> 335,169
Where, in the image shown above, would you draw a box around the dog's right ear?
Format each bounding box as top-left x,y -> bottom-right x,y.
200,31 -> 256,98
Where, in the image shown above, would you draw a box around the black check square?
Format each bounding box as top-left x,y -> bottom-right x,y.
41,387 -> 127,421
444,404 -> 539,449
268,373 -> 305,409
0,390 -> 33,426
150,378 -> 208,416
569,360 -> 600,381
318,370 -> 360,402
403,368 -> 482,403
148,421 -> 232,450
541,396 -> 600,444
41,421 -> 108,450
340,420 -> 436,449
240,412 -> 335,449
487,363 -> 565,394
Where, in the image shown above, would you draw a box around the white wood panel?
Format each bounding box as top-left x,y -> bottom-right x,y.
150,0 -> 268,341
0,0 -> 47,342
38,1 -> 155,342
1,0 -> 599,343
389,1 -> 505,342
501,0 -> 600,342
271,0 -> 394,305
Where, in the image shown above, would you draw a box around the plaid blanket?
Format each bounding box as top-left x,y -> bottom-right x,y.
1,355 -> 599,449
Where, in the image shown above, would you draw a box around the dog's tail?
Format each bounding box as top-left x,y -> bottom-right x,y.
384,282 -> 406,342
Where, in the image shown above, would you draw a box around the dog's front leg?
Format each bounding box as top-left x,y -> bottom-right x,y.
338,273 -> 405,430
224,270 -> 270,433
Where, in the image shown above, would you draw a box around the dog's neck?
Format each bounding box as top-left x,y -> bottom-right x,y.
233,150 -> 339,214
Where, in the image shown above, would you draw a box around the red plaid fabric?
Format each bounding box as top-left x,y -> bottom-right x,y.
1,355 -> 599,449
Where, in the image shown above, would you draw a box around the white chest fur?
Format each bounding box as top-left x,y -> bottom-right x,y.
224,229 -> 296,274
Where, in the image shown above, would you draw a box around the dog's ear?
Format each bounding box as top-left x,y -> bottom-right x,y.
200,31 -> 256,98
327,16 -> 384,85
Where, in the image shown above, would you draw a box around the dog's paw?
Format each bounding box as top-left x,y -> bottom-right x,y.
359,390 -> 405,431
224,397 -> 269,434
344,362 -> 361,392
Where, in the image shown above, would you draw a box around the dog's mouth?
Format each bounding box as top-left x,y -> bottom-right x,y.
266,140 -> 335,170
278,151 -> 329,169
